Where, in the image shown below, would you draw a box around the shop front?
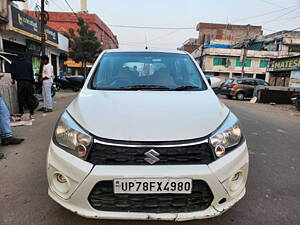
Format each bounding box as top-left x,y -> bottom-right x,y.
0,5 -> 68,76
0,5 -> 68,113
267,56 -> 300,87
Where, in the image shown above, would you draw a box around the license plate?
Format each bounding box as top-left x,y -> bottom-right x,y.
113,178 -> 192,194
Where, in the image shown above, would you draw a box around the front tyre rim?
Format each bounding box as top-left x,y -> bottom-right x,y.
237,93 -> 244,100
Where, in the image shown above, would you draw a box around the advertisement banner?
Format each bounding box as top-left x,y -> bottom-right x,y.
10,6 -> 58,46
267,57 -> 300,72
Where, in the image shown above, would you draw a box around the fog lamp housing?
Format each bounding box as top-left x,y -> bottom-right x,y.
229,172 -> 243,192
52,172 -> 70,194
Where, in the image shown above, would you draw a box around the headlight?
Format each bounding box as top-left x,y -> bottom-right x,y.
54,112 -> 92,159
209,113 -> 242,158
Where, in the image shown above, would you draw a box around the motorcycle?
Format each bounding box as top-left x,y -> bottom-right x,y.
54,75 -> 84,92
290,92 -> 300,111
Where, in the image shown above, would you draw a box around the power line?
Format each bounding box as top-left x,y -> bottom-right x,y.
264,15 -> 300,30
49,0 -> 69,12
149,30 -> 180,42
261,4 -> 300,25
64,0 -> 78,18
109,25 -> 195,30
231,3 -> 300,23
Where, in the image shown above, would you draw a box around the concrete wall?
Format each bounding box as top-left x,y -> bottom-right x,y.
202,55 -> 266,75
0,74 -> 18,114
200,47 -> 300,78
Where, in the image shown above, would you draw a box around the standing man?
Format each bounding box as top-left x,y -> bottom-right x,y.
0,76 -> 24,159
11,54 -> 35,115
40,55 -> 54,113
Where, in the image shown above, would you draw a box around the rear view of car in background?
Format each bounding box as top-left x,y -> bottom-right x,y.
219,78 -> 270,100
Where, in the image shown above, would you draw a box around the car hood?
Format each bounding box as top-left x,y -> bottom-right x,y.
67,89 -> 229,142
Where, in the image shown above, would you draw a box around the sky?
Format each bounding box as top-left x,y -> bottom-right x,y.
17,0 -> 300,50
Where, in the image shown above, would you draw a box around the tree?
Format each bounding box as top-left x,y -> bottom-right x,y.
68,17 -> 101,78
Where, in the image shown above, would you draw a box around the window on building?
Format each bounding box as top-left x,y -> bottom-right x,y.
236,58 -> 252,67
259,60 -> 268,68
289,45 -> 300,52
213,57 -> 230,66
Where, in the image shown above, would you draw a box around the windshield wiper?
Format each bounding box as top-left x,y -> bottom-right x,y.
117,85 -> 171,90
173,85 -> 200,90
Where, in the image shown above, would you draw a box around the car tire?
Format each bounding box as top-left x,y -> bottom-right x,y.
226,95 -> 233,99
72,87 -> 80,92
236,92 -> 245,100
295,99 -> 300,111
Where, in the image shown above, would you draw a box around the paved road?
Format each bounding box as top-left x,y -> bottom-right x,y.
0,94 -> 299,225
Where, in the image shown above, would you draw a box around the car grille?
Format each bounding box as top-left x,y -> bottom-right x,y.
87,142 -> 214,165
88,180 -> 214,213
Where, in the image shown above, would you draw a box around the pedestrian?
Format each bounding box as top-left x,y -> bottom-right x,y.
39,55 -> 54,113
11,53 -> 36,115
0,77 -> 24,149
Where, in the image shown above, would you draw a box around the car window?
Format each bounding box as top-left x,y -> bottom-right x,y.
255,79 -> 266,85
90,52 -> 207,91
239,79 -> 255,85
224,79 -> 234,85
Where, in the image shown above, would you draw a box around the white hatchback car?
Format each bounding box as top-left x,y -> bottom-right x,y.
47,49 -> 249,221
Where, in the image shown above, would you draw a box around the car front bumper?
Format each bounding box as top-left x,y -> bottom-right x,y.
47,140 -> 249,221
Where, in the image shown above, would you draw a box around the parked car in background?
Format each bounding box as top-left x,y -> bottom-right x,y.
205,75 -> 222,94
290,92 -> 300,111
47,49 -> 249,221
219,78 -> 270,100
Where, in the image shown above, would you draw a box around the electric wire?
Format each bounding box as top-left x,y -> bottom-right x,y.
64,0 -> 79,18
109,25 -> 195,30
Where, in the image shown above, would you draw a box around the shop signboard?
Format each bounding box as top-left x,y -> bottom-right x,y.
267,57 -> 300,72
0,0 -> 8,22
10,6 -> 58,47
289,70 -> 300,88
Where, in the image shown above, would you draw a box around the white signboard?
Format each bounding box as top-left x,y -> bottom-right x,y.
289,70 -> 300,88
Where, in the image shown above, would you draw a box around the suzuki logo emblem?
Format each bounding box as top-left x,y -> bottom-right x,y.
144,149 -> 160,165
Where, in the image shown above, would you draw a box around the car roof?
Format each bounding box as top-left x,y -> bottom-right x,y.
103,49 -> 187,55
230,78 -> 262,81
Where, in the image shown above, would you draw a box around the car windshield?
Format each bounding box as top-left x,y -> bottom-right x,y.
90,52 -> 207,91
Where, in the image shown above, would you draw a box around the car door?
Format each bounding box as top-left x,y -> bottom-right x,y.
242,79 -> 256,97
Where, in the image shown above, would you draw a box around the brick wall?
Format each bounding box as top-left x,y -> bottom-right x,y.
25,11 -> 118,50
196,23 -> 262,45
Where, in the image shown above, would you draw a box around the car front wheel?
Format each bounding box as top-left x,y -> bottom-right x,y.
236,92 -> 245,100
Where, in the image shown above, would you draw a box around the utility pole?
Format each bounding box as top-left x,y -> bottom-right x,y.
241,24 -> 250,78
40,0 -> 46,55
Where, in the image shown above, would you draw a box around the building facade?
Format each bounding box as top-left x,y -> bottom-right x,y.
198,47 -> 281,80
196,23 -> 262,45
0,4 -> 69,113
178,38 -> 199,53
0,5 -> 68,76
267,56 -> 300,87
25,11 -> 119,51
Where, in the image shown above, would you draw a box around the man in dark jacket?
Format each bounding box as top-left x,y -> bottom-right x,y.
11,54 -> 35,115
